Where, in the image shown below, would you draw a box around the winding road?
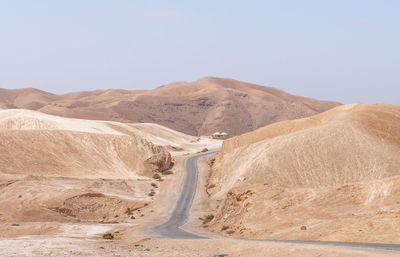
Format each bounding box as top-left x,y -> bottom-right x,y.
153,151 -> 218,239
153,151 -> 400,252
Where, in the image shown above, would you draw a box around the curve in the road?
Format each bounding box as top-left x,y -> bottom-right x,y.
250,239 -> 400,252
153,151 -> 218,239
153,151 -> 400,252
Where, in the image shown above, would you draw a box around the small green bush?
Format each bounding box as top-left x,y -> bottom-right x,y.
152,173 -> 161,179
205,214 -> 214,220
162,170 -> 173,175
102,233 -> 114,240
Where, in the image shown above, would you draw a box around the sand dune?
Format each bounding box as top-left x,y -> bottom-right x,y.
207,103 -> 400,243
0,77 -> 340,136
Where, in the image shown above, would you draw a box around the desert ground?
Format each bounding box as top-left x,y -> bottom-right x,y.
0,110 -> 222,255
1,105 -> 400,256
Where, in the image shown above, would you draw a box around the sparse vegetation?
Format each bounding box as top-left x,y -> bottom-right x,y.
125,208 -> 133,215
162,170 -> 173,175
199,214 -> 214,224
102,233 -> 114,239
148,191 -> 155,197
201,148 -> 208,152
152,173 -> 161,180
221,225 -> 229,231
99,221 -> 119,224
209,157 -> 215,166
151,183 -> 158,188
227,230 -> 235,235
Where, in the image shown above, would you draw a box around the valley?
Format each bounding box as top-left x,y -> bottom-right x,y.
1,104 -> 400,256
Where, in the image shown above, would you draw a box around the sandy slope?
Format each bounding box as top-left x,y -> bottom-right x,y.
206,103 -> 400,243
0,109 -> 217,156
0,77 -> 340,136
0,109 -> 172,179
0,109 -> 221,228
0,109 -> 175,227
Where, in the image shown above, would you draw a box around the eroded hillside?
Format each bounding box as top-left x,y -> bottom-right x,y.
0,109 -> 171,178
206,103 -> 400,243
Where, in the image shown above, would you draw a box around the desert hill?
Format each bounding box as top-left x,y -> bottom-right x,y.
0,88 -> 57,110
0,77 -> 340,136
0,109 -> 219,226
206,103 -> 400,243
0,109 -> 172,179
0,109 -> 171,225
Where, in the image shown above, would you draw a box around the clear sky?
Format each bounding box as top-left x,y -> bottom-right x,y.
0,0 -> 399,103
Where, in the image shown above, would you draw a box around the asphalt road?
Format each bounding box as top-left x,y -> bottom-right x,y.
153,150 -> 219,239
153,151 -> 400,252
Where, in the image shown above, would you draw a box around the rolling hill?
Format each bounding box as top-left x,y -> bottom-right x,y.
0,77 -> 340,136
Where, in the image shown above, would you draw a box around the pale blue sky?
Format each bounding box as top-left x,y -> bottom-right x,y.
0,0 -> 399,103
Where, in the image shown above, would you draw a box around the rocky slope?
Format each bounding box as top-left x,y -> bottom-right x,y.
207,103 -> 400,243
0,77 -> 340,136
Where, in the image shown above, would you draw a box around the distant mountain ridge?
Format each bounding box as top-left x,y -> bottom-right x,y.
0,77 -> 341,136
